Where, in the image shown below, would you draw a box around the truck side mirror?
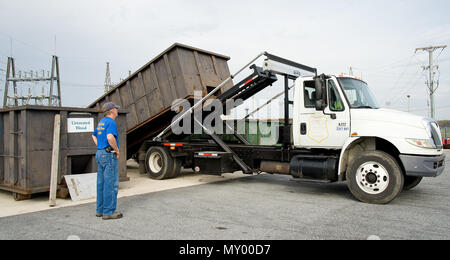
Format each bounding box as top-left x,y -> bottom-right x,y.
315,99 -> 326,111
314,77 -> 323,98
314,76 -> 327,111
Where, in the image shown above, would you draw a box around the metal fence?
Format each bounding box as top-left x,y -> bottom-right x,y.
441,127 -> 449,139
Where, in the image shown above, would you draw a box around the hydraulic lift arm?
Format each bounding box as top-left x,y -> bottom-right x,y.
153,52 -> 318,174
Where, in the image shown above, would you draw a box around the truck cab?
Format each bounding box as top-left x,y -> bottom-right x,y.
293,74 -> 445,203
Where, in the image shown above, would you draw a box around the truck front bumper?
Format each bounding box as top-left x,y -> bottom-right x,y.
400,153 -> 446,177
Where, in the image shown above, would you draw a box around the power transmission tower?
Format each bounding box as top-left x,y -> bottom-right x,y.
2,56 -> 62,108
104,62 -> 114,93
415,45 -> 447,119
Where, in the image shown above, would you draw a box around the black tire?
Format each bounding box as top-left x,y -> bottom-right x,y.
169,158 -> 182,178
145,146 -> 180,180
403,176 -> 423,190
346,151 -> 404,204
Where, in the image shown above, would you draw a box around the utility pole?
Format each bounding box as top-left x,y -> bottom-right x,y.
415,45 -> 447,119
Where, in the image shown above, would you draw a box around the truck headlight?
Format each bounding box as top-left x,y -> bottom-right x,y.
406,138 -> 435,149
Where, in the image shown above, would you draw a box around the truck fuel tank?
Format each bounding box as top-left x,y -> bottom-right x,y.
260,155 -> 338,181
290,155 -> 338,181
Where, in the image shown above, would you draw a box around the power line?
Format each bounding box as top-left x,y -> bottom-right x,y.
435,48 -> 446,62
386,54 -> 418,101
389,69 -> 425,106
360,55 -> 417,72
363,71 -> 420,78
384,68 -> 422,105
63,82 -> 104,89
0,31 -> 53,56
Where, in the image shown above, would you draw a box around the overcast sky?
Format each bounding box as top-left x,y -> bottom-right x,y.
0,0 -> 449,120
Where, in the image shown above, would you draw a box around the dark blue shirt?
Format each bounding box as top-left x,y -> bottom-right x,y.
92,117 -> 119,150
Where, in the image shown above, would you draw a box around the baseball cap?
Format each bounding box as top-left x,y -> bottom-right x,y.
103,102 -> 120,112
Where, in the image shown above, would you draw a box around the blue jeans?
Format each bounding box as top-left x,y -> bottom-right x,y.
96,150 -> 119,216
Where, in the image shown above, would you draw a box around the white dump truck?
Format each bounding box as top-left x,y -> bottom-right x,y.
134,51 -> 446,204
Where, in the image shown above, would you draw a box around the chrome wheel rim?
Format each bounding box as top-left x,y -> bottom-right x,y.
356,161 -> 390,195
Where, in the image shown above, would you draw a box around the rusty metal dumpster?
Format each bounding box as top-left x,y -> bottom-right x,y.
88,43 -> 234,158
0,106 -> 128,200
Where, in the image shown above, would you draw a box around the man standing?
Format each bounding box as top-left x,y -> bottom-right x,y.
92,102 -> 123,220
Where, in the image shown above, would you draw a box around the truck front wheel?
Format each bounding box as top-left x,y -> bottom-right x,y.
403,176 -> 423,190
346,151 -> 404,204
145,146 -> 181,180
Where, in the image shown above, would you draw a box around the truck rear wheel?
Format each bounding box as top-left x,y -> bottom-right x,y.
145,147 -> 181,180
346,151 -> 404,204
403,176 -> 423,190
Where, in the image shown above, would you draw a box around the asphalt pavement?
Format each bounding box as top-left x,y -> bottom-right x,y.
0,152 -> 449,240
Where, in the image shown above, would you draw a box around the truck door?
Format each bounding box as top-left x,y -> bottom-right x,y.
293,77 -> 350,149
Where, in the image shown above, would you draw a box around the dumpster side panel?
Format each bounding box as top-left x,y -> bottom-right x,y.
3,112 -> 11,185
144,66 -> 165,118
134,97 -> 150,125
1,112 -> 9,185
59,111 -> 69,181
120,82 -> 134,108
28,151 -> 52,190
130,75 -> 146,102
18,110 -> 27,189
154,59 -> 175,108
198,51 -> 222,89
122,82 -> 138,130
127,80 -> 140,126
163,54 -> 180,103
28,110 -> 54,151
178,47 -> 204,93
0,113 -> 3,183
126,104 -> 138,132
5,111 -> 17,186
134,73 -> 151,124
215,57 -> 233,91
110,90 -> 123,110
28,110 -> 54,190
168,49 -> 188,100
141,68 -> 155,94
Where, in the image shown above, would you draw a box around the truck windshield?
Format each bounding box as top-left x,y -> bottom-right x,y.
338,78 -> 380,109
